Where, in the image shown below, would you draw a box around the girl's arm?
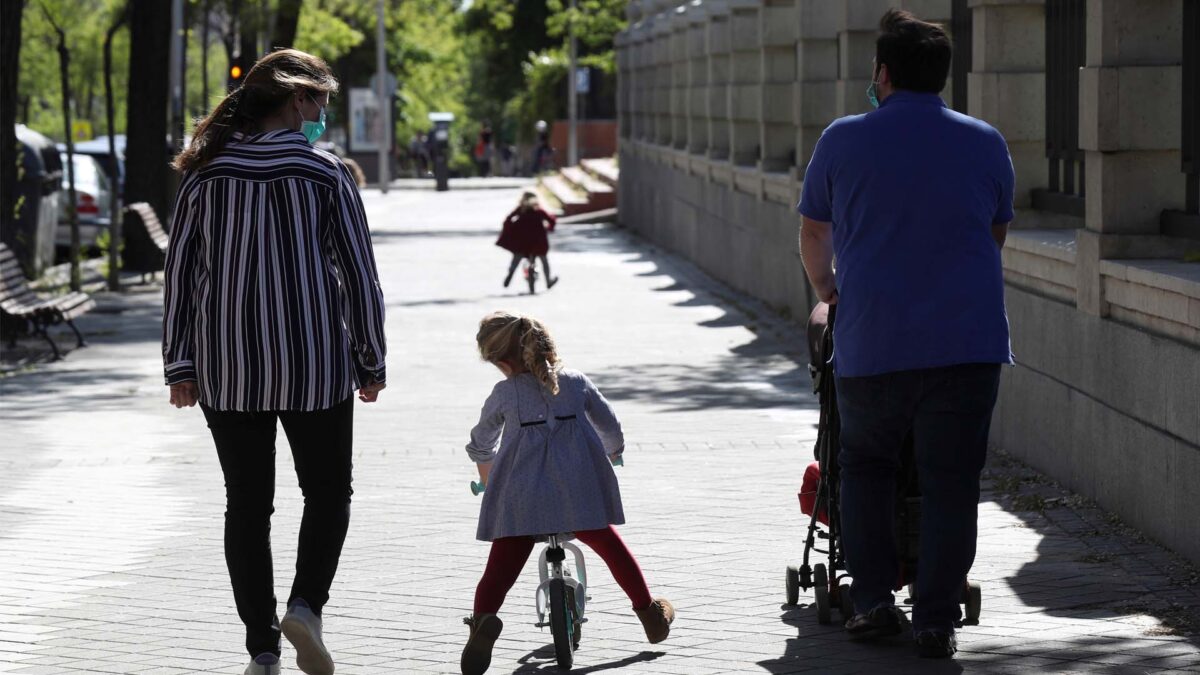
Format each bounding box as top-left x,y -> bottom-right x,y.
466,384 -> 506,469
582,373 -> 624,458
541,209 -> 557,232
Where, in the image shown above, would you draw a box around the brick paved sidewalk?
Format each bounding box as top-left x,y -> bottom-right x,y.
1,188 -> 1197,674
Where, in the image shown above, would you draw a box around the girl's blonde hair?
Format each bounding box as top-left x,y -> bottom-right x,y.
173,48 -> 338,173
477,311 -> 561,394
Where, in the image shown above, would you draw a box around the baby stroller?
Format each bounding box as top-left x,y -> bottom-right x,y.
784,302 -> 982,626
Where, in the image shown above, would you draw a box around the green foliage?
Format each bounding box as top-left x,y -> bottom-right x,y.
505,50 -> 566,144
293,0 -> 365,65
19,0 -> 130,140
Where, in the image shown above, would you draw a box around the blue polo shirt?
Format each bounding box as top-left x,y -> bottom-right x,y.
797,91 -> 1015,378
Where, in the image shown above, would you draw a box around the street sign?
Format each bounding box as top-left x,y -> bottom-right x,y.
369,72 -> 398,98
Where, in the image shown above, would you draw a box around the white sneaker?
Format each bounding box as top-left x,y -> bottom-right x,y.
244,653 -> 280,675
281,601 -> 334,675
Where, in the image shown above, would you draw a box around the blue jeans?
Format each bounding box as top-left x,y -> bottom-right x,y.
836,363 -> 1001,632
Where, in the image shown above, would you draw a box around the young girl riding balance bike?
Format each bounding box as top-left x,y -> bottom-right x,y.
460,312 -> 675,674
497,192 -> 558,290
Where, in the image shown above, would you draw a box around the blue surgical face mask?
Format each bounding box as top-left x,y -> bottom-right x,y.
301,94 -> 327,144
866,63 -> 882,108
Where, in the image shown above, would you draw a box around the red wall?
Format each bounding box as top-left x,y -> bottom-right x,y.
549,120 -> 617,167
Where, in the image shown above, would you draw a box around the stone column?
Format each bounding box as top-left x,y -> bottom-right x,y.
653,14 -> 674,146
728,0 -> 763,166
687,0 -> 711,154
1075,0 -> 1185,314
793,0 -> 839,175
837,0 -> 890,117
671,5 -> 692,149
968,0 -> 1047,212
758,0 -> 797,173
616,30 -> 632,141
707,0 -> 732,160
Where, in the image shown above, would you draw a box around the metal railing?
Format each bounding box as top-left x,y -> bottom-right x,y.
1033,0 -> 1086,217
950,0 -> 973,115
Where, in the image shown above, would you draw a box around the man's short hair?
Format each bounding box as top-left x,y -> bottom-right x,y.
875,9 -> 952,94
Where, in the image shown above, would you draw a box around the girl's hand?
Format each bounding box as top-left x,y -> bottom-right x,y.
609,453 -> 623,466
169,382 -> 199,408
477,462 -> 491,485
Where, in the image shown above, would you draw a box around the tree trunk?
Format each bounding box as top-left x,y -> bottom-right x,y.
0,0 -> 25,241
272,0 -> 302,49
123,0 -> 172,272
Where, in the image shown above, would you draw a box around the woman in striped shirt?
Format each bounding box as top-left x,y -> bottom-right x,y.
162,49 -> 386,675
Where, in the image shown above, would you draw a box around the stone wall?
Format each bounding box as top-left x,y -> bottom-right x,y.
616,0 -> 1200,564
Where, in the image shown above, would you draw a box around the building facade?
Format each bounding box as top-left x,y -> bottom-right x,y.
615,0 -> 1200,564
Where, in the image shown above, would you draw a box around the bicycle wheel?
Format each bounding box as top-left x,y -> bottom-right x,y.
526,260 -> 538,295
549,578 -> 575,670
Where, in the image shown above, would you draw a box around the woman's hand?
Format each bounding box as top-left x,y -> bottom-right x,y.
169,382 -> 199,408
358,380 -> 386,403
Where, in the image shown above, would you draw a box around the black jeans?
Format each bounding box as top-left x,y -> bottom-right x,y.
201,396 -> 354,657
836,363 -> 1001,632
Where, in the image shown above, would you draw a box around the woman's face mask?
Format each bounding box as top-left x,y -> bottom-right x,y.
301,93 -> 327,144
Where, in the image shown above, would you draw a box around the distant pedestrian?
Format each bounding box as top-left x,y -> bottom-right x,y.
459,311 -> 675,675
496,191 -> 557,289
474,124 -> 494,177
798,9 -> 1014,659
530,119 -> 553,174
163,48 -> 387,675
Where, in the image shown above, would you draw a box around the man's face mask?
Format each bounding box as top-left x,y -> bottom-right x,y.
866,63 -> 882,108
301,93 -> 327,144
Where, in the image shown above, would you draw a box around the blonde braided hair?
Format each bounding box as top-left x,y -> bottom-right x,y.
476,311 -> 561,394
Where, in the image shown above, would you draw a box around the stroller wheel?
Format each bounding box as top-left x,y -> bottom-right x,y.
962,580 -> 982,625
785,566 -> 800,606
813,564 -> 832,625
838,583 -> 853,621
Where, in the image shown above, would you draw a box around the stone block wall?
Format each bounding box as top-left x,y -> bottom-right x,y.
617,0 -> 1200,564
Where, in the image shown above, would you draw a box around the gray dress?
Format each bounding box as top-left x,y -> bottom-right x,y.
466,368 -> 626,542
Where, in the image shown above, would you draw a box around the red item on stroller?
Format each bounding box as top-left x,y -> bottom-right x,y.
798,461 -> 829,526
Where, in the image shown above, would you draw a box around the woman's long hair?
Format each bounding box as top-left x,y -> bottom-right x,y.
173,49 -> 338,173
476,311 -> 562,394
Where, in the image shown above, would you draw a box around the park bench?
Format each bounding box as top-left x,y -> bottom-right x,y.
125,201 -> 169,282
0,242 -> 95,360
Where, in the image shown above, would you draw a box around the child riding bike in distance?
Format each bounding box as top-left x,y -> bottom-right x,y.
497,192 -> 558,290
460,311 -> 675,675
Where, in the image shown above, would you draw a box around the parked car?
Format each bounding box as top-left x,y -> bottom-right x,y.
70,135 -> 126,199
5,125 -> 63,277
56,151 -> 113,254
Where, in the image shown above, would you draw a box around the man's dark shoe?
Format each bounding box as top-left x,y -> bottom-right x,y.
844,604 -> 909,641
915,630 -> 957,658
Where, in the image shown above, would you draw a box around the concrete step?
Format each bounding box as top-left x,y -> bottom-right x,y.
539,174 -> 590,216
580,157 -> 619,187
560,166 -> 616,212
560,166 -> 613,196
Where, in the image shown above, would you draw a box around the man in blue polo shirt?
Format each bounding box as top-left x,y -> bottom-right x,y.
798,9 -> 1014,658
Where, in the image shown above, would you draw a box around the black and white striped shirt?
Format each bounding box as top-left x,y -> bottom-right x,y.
162,129 -> 386,411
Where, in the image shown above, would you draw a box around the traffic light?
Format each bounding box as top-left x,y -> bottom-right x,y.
228,59 -> 246,90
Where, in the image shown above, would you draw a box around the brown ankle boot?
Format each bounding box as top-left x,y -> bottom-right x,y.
461,614 -> 503,675
634,598 -> 675,644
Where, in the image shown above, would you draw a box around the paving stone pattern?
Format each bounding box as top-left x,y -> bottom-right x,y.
1,187 -> 1198,674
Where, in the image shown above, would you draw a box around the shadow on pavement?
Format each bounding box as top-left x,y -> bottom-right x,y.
514,646 -> 666,673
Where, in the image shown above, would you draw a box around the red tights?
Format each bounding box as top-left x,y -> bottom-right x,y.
473,525 -> 653,615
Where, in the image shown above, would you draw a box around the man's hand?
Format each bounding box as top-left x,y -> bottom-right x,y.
169,381 -> 199,408
358,380 -> 386,403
